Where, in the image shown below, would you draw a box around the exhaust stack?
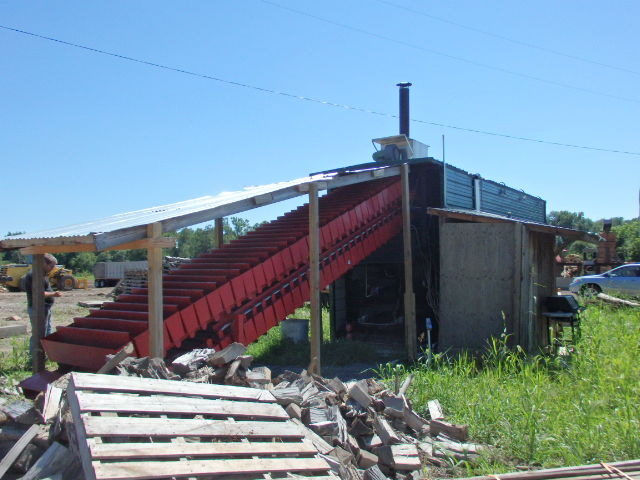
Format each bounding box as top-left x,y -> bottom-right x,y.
397,82 -> 412,137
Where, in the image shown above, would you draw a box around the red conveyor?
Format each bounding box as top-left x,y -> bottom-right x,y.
42,178 -> 403,371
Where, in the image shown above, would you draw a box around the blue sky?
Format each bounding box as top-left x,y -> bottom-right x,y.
1,1 -> 638,235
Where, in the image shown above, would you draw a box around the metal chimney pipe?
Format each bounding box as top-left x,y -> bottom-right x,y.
397,82 -> 412,137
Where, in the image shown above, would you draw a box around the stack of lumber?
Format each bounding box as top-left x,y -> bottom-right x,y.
162,255 -> 191,273
110,256 -> 191,296
110,269 -> 148,297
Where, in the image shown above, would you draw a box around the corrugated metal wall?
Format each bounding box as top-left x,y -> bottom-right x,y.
480,179 -> 546,223
444,165 -> 474,210
444,164 -> 546,223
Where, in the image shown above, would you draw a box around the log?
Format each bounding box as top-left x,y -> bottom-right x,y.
430,419 -> 468,442
348,380 -> 373,408
375,444 -> 421,471
374,415 -> 400,445
208,342 -> 247,366
597,293 -> 640,307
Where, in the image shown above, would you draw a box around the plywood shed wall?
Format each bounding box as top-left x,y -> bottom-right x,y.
438,221 -> 555,353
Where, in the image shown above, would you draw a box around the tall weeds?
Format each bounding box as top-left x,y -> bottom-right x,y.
379,302 -> 640,474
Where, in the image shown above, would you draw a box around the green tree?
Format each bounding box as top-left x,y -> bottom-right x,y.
613,219 -> 640,262
68,252 -> 97,274
547,211 -> 596,255
547,211 -> 595,231
1,232 -> 27,264
168,217 -> 262,259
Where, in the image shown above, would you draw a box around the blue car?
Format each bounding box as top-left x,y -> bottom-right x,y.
569,263 -> 640,297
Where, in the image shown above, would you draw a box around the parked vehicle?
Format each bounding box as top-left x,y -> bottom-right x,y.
569,263 -> 640,297
93,261 -> 148,287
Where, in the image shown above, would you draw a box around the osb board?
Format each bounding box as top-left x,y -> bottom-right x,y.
67,372 -> 334,480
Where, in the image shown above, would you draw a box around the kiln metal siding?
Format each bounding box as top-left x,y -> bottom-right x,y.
444,164 -> 545,223
444,166 -> 474,209
480,180 -> 546,223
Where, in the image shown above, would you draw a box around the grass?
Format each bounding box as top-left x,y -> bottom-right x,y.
246,305 -> 397,367
0,337 -> 32,393
376,300 -> 640,475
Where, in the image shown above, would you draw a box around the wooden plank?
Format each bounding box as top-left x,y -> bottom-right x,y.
0,424 -> 39,478
147,222 -> 164,359
93,457 -> 330,480
309,182 -> 321,376
427,399 -> 444,420
401,164 -> 416,361
20,237 -> 176,255
71,372 -> 275,402
19,441 -> 71,480
82,415 -> 303,438
89,439 -> 317,460
43,384 -> 64,423
215,217 -> 224,247
96,342 -> 135,374
67,379 -> 98,480
75,391 -> 288,419
32,253 -> 45,373
291,418 -> 333,455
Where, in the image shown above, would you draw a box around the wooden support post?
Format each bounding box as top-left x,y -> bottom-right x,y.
31,254 -> 45,373
308,182 -> 321,375
401,164 -> 417,361
215,217 -> 224,248
147,222 -> 164,359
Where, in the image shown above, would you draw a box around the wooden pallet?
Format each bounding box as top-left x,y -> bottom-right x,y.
67,373 -> 335,480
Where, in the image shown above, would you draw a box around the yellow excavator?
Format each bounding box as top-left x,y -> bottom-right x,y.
0,263 -> 77,292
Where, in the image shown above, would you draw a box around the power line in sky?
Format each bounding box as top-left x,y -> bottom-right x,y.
259,0 -> 640,104
374,0 -> 640,77
1,24 -> 639,157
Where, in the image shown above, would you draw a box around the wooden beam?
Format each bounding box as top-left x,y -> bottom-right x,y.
0,424 -> 40,478
0,235 -> 95,250
20,237 -> 176,255
308,182 -> 321,376
96,342 -> 135,374
147,223 -> 164,359
32,254 -> 46,373
215,218 -> 224,248
425,207 -> 598,242
401,164 -> 417,361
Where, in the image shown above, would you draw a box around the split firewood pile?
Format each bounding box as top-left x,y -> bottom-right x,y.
115,343 -> 488,479
0,343 -> 488,479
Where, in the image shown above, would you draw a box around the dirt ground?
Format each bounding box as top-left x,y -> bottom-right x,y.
0,286 -> 111,354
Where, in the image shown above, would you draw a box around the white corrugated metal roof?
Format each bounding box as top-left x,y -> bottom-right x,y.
1,166 -> 401,251
3,176 -> 320,241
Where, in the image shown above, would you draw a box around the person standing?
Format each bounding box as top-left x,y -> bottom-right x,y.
24,253 -> 62,359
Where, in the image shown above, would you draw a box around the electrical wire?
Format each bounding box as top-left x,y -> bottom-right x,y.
258,0 -> 640,104
374,0 -> 640,77
1,24 -> 639,157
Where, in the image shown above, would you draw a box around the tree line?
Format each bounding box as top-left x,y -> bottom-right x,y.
547,211 -> 639,261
